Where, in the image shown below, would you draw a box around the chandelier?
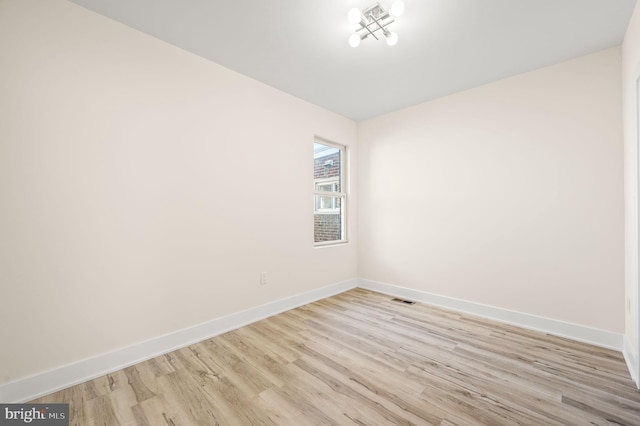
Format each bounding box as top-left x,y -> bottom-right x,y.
348,1 -> 405,47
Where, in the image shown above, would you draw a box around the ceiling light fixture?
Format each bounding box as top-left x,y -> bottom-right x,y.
348,1 -> 404,48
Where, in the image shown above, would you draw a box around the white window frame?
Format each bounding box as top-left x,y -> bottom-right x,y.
314,177 -> 340,214
314,138 -> 348,246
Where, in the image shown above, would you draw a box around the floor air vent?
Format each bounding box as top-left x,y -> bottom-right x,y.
391,298 -> 416,305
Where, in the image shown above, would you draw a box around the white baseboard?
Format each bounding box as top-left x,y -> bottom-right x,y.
358,278 -> 624,351
0,279 -> 358,403
2,277 -> 630,402
623,337 -> 640,388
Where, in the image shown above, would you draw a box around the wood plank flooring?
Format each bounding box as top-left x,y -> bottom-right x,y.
31,289 -> 640,425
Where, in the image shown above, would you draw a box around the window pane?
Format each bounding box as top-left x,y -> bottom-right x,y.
316,182 -> 335,192
314,207 -> 343,242
314,143 -> 341,190
314,195 -> 340,212
320,196 -> 333,209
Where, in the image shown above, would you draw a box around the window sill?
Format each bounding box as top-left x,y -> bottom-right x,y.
314,240 -> 349,248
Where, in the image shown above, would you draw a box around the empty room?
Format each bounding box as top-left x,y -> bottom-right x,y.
1,0 -> 640,424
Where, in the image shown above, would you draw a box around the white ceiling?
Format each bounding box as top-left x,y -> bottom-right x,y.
70,0 -> 636,121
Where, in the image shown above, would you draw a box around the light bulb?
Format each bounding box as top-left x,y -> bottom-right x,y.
386,31 -> 398,46
349,33 -> 361,48
348,8 -> 362,24
389,0 -> 405,17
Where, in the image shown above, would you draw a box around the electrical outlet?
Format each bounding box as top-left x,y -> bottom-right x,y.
260,272 -> 268,285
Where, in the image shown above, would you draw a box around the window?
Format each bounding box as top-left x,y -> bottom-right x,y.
314,178 -> 340,213
314,140 -> 347,245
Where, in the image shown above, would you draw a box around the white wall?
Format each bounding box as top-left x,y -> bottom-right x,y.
358,48 -> 624,334
622,0 -> 640,386
0,0 -> 357,386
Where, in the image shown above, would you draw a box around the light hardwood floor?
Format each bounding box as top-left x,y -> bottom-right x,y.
32,288 -> 640,425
